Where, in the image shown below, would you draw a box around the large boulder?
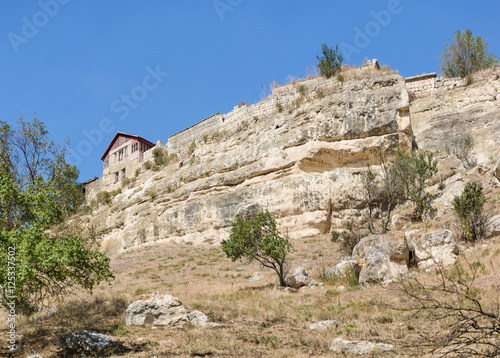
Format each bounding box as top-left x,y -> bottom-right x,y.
406,228 -> 459,269
325,256 -> 355,279
285,267 -> 309,289
486,214 -> 500,239
330,338 -> 394,355
353,231 -> 409,286
66,330 -> 114,353
126,292 -> 187,326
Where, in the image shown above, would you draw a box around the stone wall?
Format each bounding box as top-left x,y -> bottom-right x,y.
405,72 -> 465,99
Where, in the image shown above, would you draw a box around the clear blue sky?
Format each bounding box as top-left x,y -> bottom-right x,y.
1,1 -> 499,181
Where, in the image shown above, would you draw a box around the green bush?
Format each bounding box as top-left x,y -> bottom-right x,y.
298,85 -> 307,96
143,160 -> 152,170
97,191 -> 112,205
135,168 -> 140,178
337,74 -> 344,82
188,140 -> 196,155
439,28 -> 498,78
317,43 -> 343,78
453,182 -> 487,242
121,177 -> 131,187
148,189 -> 157,199
221,210 -> 292,287
153,147 -> 168,166
203,134 -> 208,143
454,134 -> 476,169
332,222 -> 364,256
393,149 -> 437,221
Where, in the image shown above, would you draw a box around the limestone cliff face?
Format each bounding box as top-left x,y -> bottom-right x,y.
410,68 -> 500,164
88,70 -> 412,253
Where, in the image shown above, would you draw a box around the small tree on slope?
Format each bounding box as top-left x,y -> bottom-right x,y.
222,211 -> 292,287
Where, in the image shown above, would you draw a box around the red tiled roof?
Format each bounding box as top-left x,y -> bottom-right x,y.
100,131 -> 155,160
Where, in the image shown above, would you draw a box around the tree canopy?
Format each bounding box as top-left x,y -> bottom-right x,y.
439,29 -> 498,78
0,116 -> 113,313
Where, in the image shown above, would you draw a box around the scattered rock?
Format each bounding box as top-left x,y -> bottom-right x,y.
325,256 -> 355,279
391,214 -> 400,227
27,355 -> 42,358
248,272 -> 264,282
309,320 -> 337,330
66,330 -> 114,353
353,231 -> 409,286
126,292 -> 187,326
187,311 -> 220,327
307,279 -> 324,288
406,228 -> 459,269
330,338 -> 394,355
285,267 -> 309,289
486,214 -> 500,239
337,285 -> 345,291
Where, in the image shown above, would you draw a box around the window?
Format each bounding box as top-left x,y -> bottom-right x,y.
140,142 -> 150,153
124,146 -> 128,157
104,160 -> 109,169
121,169 -> 126,179
118,149 -> 123,161
132,142 -> 138,153
114,172 -> 119,183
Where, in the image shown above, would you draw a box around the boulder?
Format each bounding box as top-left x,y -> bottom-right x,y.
66,330 -> 114,353
126,292 -> 187,326
406,228 -> 459,269
285,267 -> 309,289
248,272 -> 264,282
353,231 -> 409,286
309,320 -> 337,330
187,311 -> 220,327
486,214 -> 500,239
325,256 -> 355,279
330,338 -> 394,355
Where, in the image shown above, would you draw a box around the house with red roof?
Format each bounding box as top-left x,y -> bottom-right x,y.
101,131 -> 155,184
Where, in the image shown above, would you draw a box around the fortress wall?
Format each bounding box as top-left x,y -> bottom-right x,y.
83,177 -> 103,203
165,75 -> 341,154
405,73 -> 465,98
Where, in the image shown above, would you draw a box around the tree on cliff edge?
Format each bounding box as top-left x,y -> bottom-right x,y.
317,44 -> 343,78
439,29 -> 498,78
0,116 -> 113,314
222,211 -> 292,287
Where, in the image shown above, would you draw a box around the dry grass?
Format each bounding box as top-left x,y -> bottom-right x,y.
2,181 -> 500,357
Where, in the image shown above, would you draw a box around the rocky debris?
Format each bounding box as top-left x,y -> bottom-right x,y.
248,272 -> 264,282
406,228 -> 459,269
330,338 -> 394,355
126,292 -> 187,326
285,267 -> 309,288
285,267 -> 323,289
430,173 -> 465,217
187,311 -> 220,327
325,256 -> 355,279
309,320 -> 337,330
486,214 -> 500,239
66,330 -> 114,353
27,355 -> 42,358
353,231 -> 409,286
126,292 -> 218,328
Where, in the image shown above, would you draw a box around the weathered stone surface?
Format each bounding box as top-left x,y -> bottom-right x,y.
126,292 -> 187,326
286,267 -> 309,289
309,320 -> 337,330
325,256 -> 355,279
330,338 -> 394,355
66,330 -> 114,353
353,231 -> 409,286
411,67 -> 500,165
486,214 -> 500,239
248,272 -> 264,282
406,228 -> 459,269
82,72 -> 411,252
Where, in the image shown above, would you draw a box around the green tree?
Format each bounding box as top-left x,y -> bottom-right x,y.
0,118 -> 113,313
221,211 -> 292,287
317,44 -> 343,79
395,149 -> 438,221
453,181 -> 487,242
439,29 -> 498,78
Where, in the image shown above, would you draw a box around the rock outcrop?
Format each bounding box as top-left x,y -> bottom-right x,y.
66,330 -> 114,354
330,338 -> 394,355
348,229 -> 458,286
86,70 -> 413,252
126,293 -> 187,326
82,66 -> 500,253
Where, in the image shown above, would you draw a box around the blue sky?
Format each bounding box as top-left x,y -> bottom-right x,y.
1,1 -> 499,181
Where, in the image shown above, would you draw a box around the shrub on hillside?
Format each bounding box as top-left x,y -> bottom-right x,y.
222,211 -> 292,287
453,181 -> 487,242
317,43 -> 343,78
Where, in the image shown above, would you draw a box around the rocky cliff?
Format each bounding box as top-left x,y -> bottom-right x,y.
83,65 -> 500,254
